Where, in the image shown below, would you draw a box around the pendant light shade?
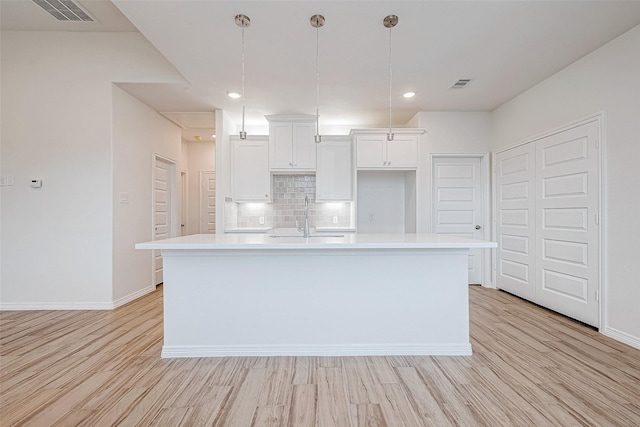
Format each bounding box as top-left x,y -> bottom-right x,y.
235,14 -> 250,140
311,14 -> 325,144
383,15 -> 398,142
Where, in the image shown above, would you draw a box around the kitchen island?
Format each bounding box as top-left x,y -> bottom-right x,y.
136,233 -> 496,358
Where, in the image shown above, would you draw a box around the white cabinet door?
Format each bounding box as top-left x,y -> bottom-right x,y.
316,139 -> 352,201
269,118 -> 316,170
269,122 -> 293,169
386,135 -> 418,168
292,122 -> 316,169
356,134 -> 385,167
355,132 -> 419,168
232,137 -> 270,202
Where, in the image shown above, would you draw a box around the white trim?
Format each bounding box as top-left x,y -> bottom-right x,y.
0,302 -> 114,310
0,286 -> 157,311
112,285 -> 156,309
161,343 -> 472,358
602,327 -> 640,351
430,153 -> 492,287
493,112 -> 605,155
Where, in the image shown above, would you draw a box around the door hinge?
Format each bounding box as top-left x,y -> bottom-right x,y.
595,138 -> 600,148
595,290 -> 599,302
595,213 -> 599,225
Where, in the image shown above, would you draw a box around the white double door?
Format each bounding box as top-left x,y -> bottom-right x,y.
495,120 -> 600,327
432,156 -> 485,284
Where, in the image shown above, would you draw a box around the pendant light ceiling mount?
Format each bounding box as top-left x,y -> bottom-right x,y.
235,14 -> 250,140
310,14 -> 325,28
311,14 -> 325,143
383,14 -> 398,29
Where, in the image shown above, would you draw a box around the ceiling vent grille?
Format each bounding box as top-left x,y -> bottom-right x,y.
32,0 -> 94,22
450,79 -> 472,89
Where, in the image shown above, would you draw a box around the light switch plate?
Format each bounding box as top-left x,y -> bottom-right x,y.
0,176 -> 6,186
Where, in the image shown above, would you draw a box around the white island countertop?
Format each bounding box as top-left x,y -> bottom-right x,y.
136,233 -> 497,250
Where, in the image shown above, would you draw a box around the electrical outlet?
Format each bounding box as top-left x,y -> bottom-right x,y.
7,175 -> 14,186
259,216 -> 265,225
332,216 -> 338,224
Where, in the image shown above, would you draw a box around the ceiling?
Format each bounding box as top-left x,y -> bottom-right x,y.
3,1 -> 640,141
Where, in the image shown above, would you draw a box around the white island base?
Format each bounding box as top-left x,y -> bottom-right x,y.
136,234 -> 496,358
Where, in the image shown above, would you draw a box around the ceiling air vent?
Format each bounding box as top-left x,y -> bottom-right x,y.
450,79 -> 472,89
32,0 -> 94,22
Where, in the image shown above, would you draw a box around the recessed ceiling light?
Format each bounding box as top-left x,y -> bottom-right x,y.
403,92 -> 416,98
227,92 -> 241,99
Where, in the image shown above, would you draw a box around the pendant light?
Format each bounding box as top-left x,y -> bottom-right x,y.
235,14 -> 250,140
310,14 -> 325,143
383,15 -> 398,142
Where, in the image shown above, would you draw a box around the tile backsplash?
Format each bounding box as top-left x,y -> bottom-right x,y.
226,175 -> 352,229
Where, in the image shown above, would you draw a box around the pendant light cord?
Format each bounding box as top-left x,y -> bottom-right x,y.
241,24 -> 246,136
315,23 -> 321,143
388,25 -> 393,141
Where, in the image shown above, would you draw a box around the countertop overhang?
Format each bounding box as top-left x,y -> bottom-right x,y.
136,233 -> 497,251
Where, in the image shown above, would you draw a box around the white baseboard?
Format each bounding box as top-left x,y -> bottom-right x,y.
0,285 -> 156,311
112,285 -> 156,309
0,301 -> 114,310
161,343 -> 473,358
602,326 -> 640,350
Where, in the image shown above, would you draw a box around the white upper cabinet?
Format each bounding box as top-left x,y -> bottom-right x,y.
316,138 -> 353,201
352,129 -> 424,169
267,115 -> 316,171
231,136 -> 271,202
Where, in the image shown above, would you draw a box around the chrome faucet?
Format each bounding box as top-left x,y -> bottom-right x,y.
303,195 -> 310,238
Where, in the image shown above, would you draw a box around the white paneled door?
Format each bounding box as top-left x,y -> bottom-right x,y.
200,171 -> 216,234
495,119 -> 600,327
495,144 -> 537,301
154,156 -> 175,285
535,121 -> 600,326
432,156 -> 484,284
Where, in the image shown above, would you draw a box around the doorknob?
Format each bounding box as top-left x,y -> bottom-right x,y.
475,225 -> 481,230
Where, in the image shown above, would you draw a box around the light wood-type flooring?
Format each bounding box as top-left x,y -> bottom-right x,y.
1,285 -> 639,426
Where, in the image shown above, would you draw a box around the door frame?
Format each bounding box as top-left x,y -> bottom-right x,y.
431,153 -> 491,287
491,112 -> 605,330
152,153 -> 178,285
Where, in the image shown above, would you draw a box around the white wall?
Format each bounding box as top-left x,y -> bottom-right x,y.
185,142 -> 215,234
112,86 -> 182,303
491,25 -> 640,346
409,112 -> 493,232
0,31 -> 185,308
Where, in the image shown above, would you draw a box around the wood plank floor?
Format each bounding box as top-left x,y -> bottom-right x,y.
1,286 -> 639,426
